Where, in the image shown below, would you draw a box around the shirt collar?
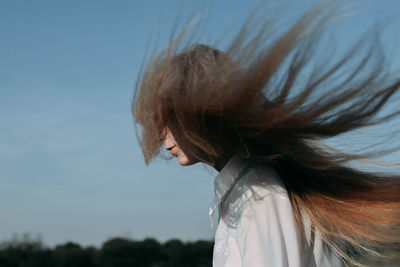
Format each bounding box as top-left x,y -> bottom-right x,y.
209,153 -> 250,227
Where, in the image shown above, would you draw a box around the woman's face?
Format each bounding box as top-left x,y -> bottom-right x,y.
161,128 -> 198,166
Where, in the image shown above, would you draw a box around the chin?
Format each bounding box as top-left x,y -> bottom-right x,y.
178,156 -> 195,166
178,158 -> 191,166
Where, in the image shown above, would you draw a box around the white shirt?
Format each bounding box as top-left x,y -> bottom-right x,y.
209,154 -> 343,267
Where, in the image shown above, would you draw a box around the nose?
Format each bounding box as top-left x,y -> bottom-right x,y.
162,130 -> 176,150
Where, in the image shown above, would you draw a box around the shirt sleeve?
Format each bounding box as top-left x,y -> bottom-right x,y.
239,193 -> 306,267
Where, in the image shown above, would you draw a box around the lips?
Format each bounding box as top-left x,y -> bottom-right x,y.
170,146 -> 177,155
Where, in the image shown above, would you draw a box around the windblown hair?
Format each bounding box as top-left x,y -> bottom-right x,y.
132,3 -> 400,266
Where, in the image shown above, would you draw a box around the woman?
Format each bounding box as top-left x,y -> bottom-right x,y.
132,4 -> 400,267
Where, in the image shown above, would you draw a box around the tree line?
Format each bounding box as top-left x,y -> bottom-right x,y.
1,234 -> 399,267
0,235 -> 213,267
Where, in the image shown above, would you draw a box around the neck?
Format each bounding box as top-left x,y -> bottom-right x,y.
213,152 -> 234,172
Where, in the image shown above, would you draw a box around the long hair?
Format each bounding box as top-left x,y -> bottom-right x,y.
132,3 -> 400,266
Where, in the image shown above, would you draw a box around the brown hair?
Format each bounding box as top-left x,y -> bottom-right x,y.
132,4 -> 400,266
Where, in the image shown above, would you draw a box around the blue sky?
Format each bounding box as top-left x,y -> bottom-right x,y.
1,0 -> 400,247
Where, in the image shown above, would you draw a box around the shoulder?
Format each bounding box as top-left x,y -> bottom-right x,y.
216,161 -> 344,267
219,161 -> 290,228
